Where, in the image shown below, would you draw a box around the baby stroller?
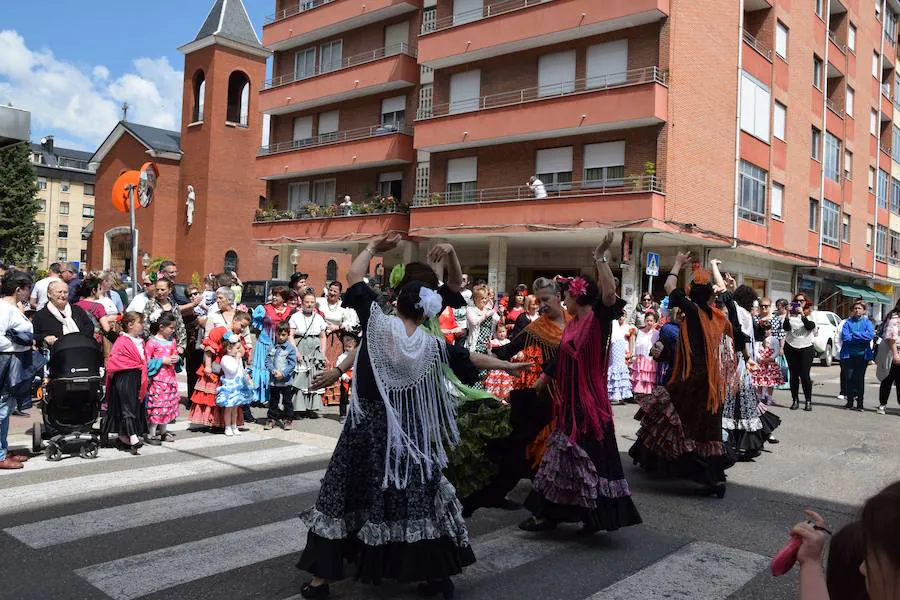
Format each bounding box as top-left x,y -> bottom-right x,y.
32,334 -> 104,461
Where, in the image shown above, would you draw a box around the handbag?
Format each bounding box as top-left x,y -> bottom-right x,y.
875,338 -> 894,382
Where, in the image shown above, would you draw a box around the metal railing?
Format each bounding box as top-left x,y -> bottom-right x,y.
883,82 -> 893,100
827,30 -> 847,53
417,66 -> 666,119
422,0 -> 555,34
264,43 -> 416,89
258,123 -> 413,155
413,175 -> 664,207
265,0 -> 335,24
743,30 -> 772,60
825,98 -> 843,116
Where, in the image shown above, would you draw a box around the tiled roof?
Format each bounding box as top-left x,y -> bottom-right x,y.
192,0 -> 263,51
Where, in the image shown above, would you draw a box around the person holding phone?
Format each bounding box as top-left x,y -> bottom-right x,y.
783,293 -> 817,411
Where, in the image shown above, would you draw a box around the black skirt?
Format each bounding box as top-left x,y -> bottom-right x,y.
101,369 -> 147,438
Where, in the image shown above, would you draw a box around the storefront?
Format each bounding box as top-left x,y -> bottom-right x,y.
821,281 -> 892,319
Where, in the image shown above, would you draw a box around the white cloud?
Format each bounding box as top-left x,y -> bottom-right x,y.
0,30 -> 183,150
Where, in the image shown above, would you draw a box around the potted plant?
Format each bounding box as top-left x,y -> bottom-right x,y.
323,204 -> 336,217
305,203 -> 321,218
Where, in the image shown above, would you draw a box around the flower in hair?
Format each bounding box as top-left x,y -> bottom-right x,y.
416,287 -> 443,319
389,264 -> 406,289
568,277 -> 589,299
236,304 -> 248,313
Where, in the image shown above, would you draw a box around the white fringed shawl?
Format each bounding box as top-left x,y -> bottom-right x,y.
349,301 -> 459,489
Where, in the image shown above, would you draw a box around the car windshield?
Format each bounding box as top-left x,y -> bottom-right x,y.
242,283 -> 266,303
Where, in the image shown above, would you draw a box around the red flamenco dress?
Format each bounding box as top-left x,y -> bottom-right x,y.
189,326 -> 248,428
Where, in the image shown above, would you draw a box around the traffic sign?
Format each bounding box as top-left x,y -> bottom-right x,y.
646,252 -> 660,277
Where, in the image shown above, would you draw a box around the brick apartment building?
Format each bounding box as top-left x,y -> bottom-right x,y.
248,0 -> 899,314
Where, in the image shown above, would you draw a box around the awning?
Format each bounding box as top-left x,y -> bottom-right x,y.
831,282 -> 892,304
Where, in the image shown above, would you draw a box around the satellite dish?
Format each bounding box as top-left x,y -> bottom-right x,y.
138,162 -> 159,208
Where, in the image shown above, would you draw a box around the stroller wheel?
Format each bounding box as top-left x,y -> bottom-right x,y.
81,442 -> 100,459
32,422 -> 43,453
45,443 -> 63,462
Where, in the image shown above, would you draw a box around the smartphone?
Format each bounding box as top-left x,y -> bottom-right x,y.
790,302 -> 800,313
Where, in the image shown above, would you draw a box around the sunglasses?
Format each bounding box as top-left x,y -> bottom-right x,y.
760,304 -> 770,308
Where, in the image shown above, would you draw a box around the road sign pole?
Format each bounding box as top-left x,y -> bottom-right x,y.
127,185 -> 138,299
648,275 -> 653,296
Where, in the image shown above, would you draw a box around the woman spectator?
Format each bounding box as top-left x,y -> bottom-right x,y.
142,277 -> 186,354
838,300 -> 875,411
289,291 -> 328,419
250,286 -> 293,406
631,293 -> 661,328
316,281 -> 357,407
877,300 -> 900,415
33,280 -> 95,349
74,277 -> 115,346
0,271 -> 45,469
772,298 -> 790,390
506,292 -> 527,324
511,294 -> 540,338
466,285 -> 500,387
783,292 -> 817,411
97,270 -> 124,315
183,284 -> 207,399
102,312 -> 149,455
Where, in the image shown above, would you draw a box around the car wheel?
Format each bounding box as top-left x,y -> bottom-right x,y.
822,341 -> 833,367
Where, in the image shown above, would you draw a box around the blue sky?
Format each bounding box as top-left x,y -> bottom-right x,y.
0,0 -> 272,151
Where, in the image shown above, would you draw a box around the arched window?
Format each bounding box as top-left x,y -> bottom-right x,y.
226,71 -> 250,126
224,250 -> 239,274
326,259 -> 338,283
192,71 -> 206,122
271,255 -> 280,279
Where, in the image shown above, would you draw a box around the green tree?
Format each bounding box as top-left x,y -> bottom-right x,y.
0,141 -> 41,264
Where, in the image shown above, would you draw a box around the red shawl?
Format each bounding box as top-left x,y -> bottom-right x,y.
106,335 -> 149,399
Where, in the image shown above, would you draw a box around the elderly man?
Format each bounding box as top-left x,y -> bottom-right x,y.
32,280 -> 95,349
61,262 -> 82,303
156,260 -> 200,316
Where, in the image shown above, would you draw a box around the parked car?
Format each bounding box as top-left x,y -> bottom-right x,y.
241,280 -> 289,312
810,309 -> 842,366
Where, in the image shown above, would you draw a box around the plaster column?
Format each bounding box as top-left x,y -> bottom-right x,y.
620,232 -> 643,317
279,245 -> 294,279
488,237 -> 508,293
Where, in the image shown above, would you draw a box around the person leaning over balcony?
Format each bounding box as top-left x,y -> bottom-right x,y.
527,175 -> 547,199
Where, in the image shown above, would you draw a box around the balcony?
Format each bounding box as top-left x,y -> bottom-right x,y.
418,0 -> 669,69
414,66 -> 668,152
257,124 -> 415,179
827,30 -> 846,55
252,209 -> 411,247
742,30 -> 772,60
409,176 -> 665,235
260,43 -> 418,114
263,0 -> 421,50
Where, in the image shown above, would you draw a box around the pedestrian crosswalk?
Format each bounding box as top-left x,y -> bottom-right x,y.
0,427 -> 776,600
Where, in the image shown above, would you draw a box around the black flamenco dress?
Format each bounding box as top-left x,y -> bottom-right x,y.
523,297 -> 642,530
297,282 -> 475,584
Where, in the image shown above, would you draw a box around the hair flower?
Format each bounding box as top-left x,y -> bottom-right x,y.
569,277 -> 589,299
389,264 -> 406,289
236,303 -> 249,313
415,287 -> 443,319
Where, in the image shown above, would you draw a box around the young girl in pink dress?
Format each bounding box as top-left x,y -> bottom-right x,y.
631,310 -> 660,395
484,325 -> 515,401
144,312 -> 180,445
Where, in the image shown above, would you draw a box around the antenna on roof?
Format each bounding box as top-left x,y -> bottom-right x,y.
121,102 -> 129,121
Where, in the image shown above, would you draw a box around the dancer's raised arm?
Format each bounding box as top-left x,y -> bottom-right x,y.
348,233 -> 402,287
665,251 -> 691,295
592,231 -> 617,307
427,243 -> 463,293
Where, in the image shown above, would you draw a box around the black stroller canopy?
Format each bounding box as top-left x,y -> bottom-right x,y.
49,333 -> 102,378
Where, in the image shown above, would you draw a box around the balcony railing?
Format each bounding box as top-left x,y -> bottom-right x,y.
417,66 -> 667,119
413,175 -> 664,207
421,0 -> 555,34
258,123 -> 413,156
743,30 -> 772,60
827,30 -> 847,53
825,98 -> 843,116
883,82 -> 893,100
265,0 -> 335,24
264,43 -> 416,89
254,202 -> 409,222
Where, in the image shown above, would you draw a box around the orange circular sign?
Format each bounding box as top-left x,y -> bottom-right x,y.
112,170 -> 141,213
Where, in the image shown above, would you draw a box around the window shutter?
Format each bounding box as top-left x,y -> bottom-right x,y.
586,39 -> 628,86
318,110 -> 339,135
538,50 -> 576,96
447,157 -> 478,183
535,147 -> 573,174
381,96 -> 407,114
584,142 -> 625,169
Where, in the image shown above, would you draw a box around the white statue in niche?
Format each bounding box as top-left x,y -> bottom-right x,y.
186,185 -> 195,226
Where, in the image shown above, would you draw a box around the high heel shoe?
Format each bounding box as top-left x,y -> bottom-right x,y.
790,399 -> 799,410
300,581 -> 330,599
417,578 -> 454,598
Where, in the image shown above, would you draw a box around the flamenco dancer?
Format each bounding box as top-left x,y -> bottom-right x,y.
297,234 -> 525,599
519,232 -> 642,535
628,251 -> 736,498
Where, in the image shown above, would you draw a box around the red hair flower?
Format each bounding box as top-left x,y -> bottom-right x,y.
569,277 -> 589,299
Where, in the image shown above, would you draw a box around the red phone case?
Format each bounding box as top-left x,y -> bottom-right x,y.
771,535 -> 802,576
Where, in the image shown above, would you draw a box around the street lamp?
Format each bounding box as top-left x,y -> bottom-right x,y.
290,247 -> 299,273
141,253 -> 150,268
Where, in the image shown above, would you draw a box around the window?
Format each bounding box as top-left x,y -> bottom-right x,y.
417,84 -> 433,119
326,259 -> 338,282
60,181 -> 70,193
844,150 -> 853,179
873,51 -> 880,78
59,201 -> 69,215
824,132 -> 840,180
815,0 -> 823,17
848,23 -> 856,52
775,21 -> 788,59
887,9 -> 899,42
37,226 -> 44,238
739,161 -> 767,224
381,96 -> 406,129
37,199 -> 45,212
535,146 -> 573,192
893,177 -> 900,214
449,70 -> 481,114
877,1 -> 882,20
871,109 -> 878,136
294,47 -> 316,79
867,224 -> 874,247
288,182 -> 309,212
879,169 -> 890,208
31,152 -> 43,164
312,179 -> 336,207
192,70 -> 205,121
453,0 -> 482,25
292,116 -> 313,146
842,214 -> 851,243
81,227 -> 90,241
895,126 -> 900,164
58,224 -> 68,239
421,6 -> 437,33
771,182 -> 784,219
891,230 -> 900,265
586,39 -> 628,87
318,110 -> 339,141
740,72 -> 771,140
83,183 -> 94,196
83,205 -> 94,218
446,156 -> 477,203
414,161 -> 430,204
226,71 -> 250,126
37,178 -> 47,190
870,166 -> 877,191
822,200 -> 840,246
877,225 -> 888,261
846,86 -> 854,117
538,50 -> 576,96
813,55 -> 823,88
811,127 -> 822,160
57,248 -> 67,261
378,171 -> 403,200
271,255 -> 280,279
583,141 -> 625,187
384,21 -> 409,55
80,250 -> 88,264
809,198 -> 819,231
319,40 -> 343,73
773,101 -> 786,140
224,250 -> 239,273
58,157 -> 90,170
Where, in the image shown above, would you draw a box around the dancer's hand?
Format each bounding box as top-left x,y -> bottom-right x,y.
709,258 -> 722,268
746,359 -> 758,371
593,231 -> 615,261
367,233 -> 402,254
724,272 -> 737,292
427,243 -> 456,263
503,361 -> 534,374
312,368 -> 341,389
673,251 -> 692,269
791,510 -> 829,566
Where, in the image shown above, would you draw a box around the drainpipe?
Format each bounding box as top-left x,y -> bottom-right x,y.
731,0 -> 746,250
875,0 -> 888,278
817,2 -> 832,266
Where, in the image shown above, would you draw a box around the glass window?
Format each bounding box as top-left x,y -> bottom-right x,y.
887,10 -> 898,41
815,0 -> 823,17
771,182 -> 784,219
893,177 -> 900,214
776,21 -> 788,59
893,126 -> 900,164
891,230 -> 900,265
773,101 -> 786,140
446,181 -> 477,203
60,181 -> 70,193
846,86 -> 854,116
813,55 -> 823,88
824,132 -> 840,181
738,160 -> 767,224
868,224 -> 874,247
57,248 -> 67,261
80,250 -> 88,264
58,224 -> 68,239
879,169 -> 890,208
842,214 -> 851,243
870,166 -> 877,191
294,47 -> 316,79
59,201 -> 69,215
584,166 -> 625,187
848,23 -> 856,51
82,205 -> 94,218
822,200 -> 840,247
740,72 -> 771,140
873,51 -> 880,78
844,150 -> 852,179
83,183 -> 94,196
809,198 -> 819,231
37,178 -> 47,190
319,40 -> 343,73
312,179 -> 336,207
871,109 -> 878,136
877,225 -> 888,261
811,127 -> 822,160
37,199 -> 45,212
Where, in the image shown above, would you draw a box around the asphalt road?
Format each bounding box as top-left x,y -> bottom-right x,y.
0,363 -> 897,600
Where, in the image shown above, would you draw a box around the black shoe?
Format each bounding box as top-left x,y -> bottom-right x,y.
844,400 -> 854,409
790,399 -> 800,410
143,435 -> 162,446
11,410 -> 29,417
576,523 -> 601,537
694,483 -> 727,499
803,400 -> 812,412
300,582 -> 330,599
518,516 -> 557,532
417,578 -> 454,599
306,411 -> 320,419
